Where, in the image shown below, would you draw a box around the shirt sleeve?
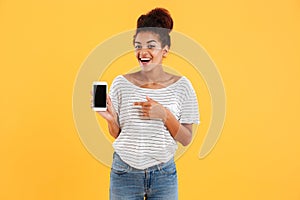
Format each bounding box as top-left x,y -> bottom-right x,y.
109,76 -> 121,116
179,78 -> 200,124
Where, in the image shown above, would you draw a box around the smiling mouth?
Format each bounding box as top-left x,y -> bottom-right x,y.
139,57 -> 151,63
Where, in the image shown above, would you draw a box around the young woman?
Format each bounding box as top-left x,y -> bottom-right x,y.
96,8 -> 199,200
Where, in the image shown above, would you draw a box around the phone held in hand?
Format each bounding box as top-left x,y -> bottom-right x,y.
92,81 -> 107,111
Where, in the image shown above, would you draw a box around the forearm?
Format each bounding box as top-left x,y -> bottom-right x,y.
164,108 -> 193,146
107,118 -> 120,139
173,125 -> 193,146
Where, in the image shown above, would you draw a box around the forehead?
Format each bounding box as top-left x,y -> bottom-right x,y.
134,31 -> 161,43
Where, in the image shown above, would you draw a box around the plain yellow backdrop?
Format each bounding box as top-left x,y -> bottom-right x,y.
1,0 -> 300,199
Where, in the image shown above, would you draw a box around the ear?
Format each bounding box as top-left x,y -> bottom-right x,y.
162,46 -> 169,58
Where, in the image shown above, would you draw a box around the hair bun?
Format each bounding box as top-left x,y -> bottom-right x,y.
137,8 -> 173,32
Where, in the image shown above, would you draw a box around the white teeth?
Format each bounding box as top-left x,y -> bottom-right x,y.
140,58 -> 151,61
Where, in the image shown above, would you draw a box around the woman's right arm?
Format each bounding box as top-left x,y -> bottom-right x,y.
106,117 -> 120,139
94,95 -> 121,138
100,95 -> 120,138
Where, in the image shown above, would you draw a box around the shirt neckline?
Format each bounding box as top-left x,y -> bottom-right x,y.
120,75 -> 185,91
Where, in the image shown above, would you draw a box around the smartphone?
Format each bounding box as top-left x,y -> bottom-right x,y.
92,81 -> 107,111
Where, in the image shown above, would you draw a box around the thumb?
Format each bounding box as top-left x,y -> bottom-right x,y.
146,96 -> 157,103
146,96 -> 152,102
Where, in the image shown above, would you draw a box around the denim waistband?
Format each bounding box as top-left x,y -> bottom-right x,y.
113,152 -> 175,172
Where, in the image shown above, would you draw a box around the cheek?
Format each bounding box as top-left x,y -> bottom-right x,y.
135,51 -> 139,58
152,51 -> 163,59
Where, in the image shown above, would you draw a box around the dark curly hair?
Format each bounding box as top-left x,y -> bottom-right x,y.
134,8 -> 173,48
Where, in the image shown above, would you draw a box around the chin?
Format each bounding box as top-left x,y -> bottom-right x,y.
139,63 -> 158,71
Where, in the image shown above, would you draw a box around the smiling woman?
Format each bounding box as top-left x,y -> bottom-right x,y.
92,8 -> 200,200
133,31 -> 169,75
133,9 -> 172,74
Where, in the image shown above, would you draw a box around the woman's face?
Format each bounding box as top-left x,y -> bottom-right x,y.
134,31 -> 169,72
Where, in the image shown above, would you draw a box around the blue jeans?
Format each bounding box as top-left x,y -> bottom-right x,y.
110,152 -> 178,200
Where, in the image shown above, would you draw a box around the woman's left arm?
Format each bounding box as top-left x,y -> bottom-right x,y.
134,96 -> 194,146
164,108 -> 193,146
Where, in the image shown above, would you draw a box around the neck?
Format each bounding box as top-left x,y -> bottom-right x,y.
139,65 -> 166,82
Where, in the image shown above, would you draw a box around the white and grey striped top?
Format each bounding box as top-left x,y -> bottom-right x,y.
109,75 -> 200,169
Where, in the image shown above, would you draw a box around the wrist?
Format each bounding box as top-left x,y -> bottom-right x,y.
162,107 -> 169,124
163,108 -> 180,138
107,116 -> 118,126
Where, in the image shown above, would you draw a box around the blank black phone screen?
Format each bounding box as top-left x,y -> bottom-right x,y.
94,85 -> 106,107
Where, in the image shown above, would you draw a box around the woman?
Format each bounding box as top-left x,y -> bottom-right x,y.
96,8 -> 199,200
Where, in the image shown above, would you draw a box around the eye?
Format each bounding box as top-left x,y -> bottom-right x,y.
134,45 -> 142,50
148,44 -> 156,49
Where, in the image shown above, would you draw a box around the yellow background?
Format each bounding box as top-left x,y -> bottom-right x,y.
1,0 -> 300,199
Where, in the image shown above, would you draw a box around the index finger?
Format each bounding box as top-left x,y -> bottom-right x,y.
133,101 -> 151,106
133,102 -> 143,106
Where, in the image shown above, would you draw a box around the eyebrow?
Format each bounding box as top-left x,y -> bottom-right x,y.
134,40 -> 158,44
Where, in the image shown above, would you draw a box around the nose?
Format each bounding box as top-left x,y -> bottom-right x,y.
140,49 -> 149,56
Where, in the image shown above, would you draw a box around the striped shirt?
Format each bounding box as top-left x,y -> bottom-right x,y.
109,75 -> 199,169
